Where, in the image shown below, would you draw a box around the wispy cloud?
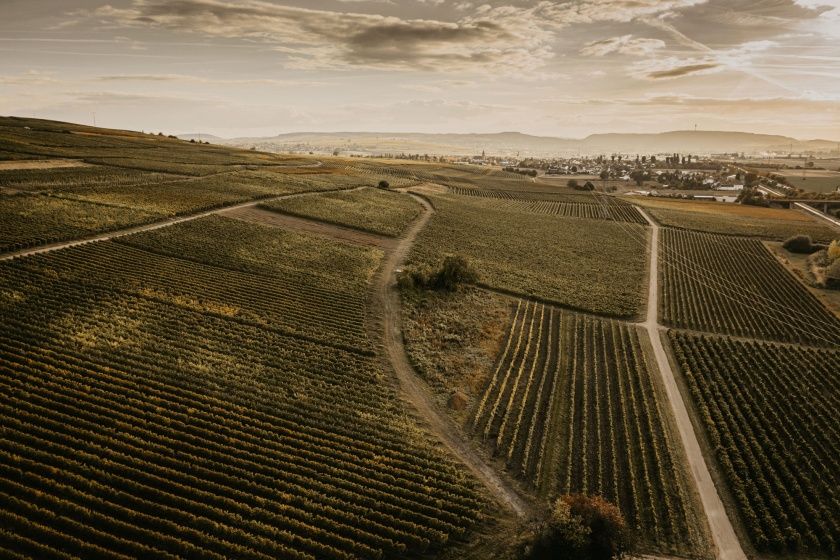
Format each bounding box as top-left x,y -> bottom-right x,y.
580,35 -> 665,57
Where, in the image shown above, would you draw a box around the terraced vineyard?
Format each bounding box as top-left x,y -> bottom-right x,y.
470,300 -> 706,557
260,187 -> 423,237
0,215 -> 486,559
660,227 -> 840,344
669,331 -> 840,555
407,192 -> 647,317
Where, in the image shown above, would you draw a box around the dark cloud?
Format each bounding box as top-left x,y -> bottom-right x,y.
646,62 -> 720,79
83,0 -> 546,71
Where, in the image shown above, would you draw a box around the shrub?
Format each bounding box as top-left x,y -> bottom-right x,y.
783,235 -> 815,254
432,255 -> 478,291
525,495 -> 631,560
398,256 -> 478,292
378,180 -> 390,189
567,179 -> 580,189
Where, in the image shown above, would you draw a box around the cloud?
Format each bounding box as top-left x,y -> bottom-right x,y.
580,35 -> 665,57
0,71 -> 60,86
646,62 -> 721,79
78,0 -> 551,72
77,0 -> 712,72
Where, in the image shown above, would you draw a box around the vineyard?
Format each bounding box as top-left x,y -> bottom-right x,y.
669,331 -> 840,555
0,193 -> 162,254
660,228 -> 840,344
406,192 -> 647,317
469,300 -> 706,557
0,117 -> 397,254
0,213 -> 486,559
8,217 -> 381,352
260,187 -> 423,237
447,186 -> 645,223
633,196 -> 837,242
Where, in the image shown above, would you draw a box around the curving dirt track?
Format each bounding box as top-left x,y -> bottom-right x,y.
372,193 -> 533,519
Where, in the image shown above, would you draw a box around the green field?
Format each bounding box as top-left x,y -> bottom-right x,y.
406,191 -> 648,318
260,187 -> 423,237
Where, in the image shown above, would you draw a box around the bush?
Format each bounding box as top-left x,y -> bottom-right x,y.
378,180 -> 390,189
432,255 -> 478,291
398,256 -> 478,292
524,495 -> 631,560
783,235 -> 815,254
567,179 -> 580,189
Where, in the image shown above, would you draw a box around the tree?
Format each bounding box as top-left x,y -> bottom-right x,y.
599,170 -> 610,181
782,234 -> 814,254
432,255 -> 478,291
630,170 -> 645,186
377,180 -> 390,189
525,495 -> 631,560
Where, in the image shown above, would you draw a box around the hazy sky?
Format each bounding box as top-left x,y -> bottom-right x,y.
1,0 -> 838,138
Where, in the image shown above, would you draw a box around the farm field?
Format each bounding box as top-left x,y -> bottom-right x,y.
659,228 -> 840,344
406,191 -> 648,318
631,196 -> 838,241
0,213 -> 487,559
260,187 -> 423,237
11,217 -> 380,351
449,185 -> 600,203
669,331 -> 840,555
770,169 -> 840,193
469,300 -> 707,557
0,117 -> 408,254
0,194 -> 162,253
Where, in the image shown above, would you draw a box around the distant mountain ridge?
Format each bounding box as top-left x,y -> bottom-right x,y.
178,130 -> 840,157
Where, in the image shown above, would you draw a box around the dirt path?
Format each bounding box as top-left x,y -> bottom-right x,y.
0,184 -> 350,262
223,206 -> 397,250
637,208 -> 746,560
374,193 -> 533,519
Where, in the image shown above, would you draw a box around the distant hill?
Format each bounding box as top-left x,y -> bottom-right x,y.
176,133 -> 224,142
210,130 -> 840,157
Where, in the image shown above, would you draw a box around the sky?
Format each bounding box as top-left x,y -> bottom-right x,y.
1,0 -> 839,139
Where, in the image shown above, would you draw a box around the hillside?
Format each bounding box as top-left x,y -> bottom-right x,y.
195,129 -> 840,157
